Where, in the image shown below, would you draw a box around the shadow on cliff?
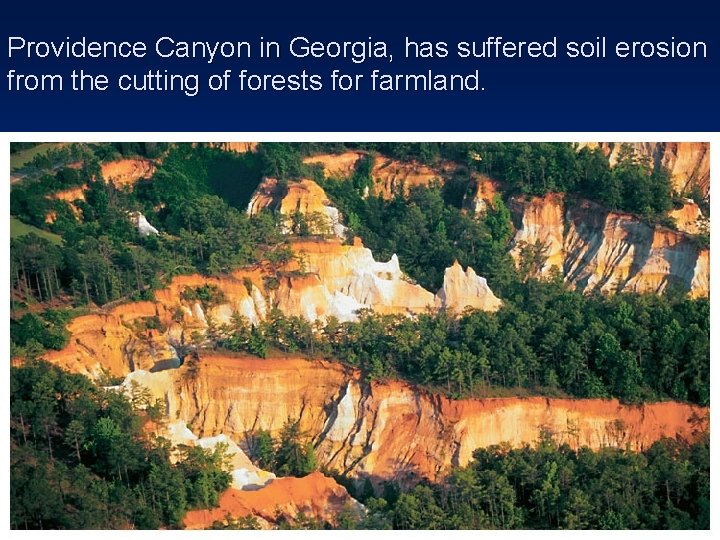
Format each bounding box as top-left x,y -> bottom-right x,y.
329,459 -> 427,500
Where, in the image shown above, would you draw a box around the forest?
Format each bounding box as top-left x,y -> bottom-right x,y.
288,141 -> 688,220
339,433 -> 710,530
10,361 -> 231,529
201,282 -> 709,405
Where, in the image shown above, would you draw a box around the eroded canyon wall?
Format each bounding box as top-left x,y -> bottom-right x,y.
304,151 -> 451,198
43,237 -> 501,378
137,355 -> 706,484
510,194 -> 709,297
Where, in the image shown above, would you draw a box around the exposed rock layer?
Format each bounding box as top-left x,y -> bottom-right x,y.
435,260 -> 501,312
208,142 -> 257,154
158,356 -> 706,484
43,239 -> 500,377
183,472 -> 359,529
303,143 -> 710,202
100,158 -> 156,188
42,294 -> 707,486
247,178 -> 347,237
304,152 -> 451,198
668,201 -> 706,236
510,193 -> 709,297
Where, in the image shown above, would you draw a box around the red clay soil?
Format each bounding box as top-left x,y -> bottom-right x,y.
183,471 -> 357,529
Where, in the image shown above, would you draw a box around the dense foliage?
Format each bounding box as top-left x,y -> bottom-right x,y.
322,179 -> 516,293
343,433 -> 709,530
10,361 -> 232,529
10,309 -> 73,354
10,145 -> 287,357
293,142 -> 679,221
203,278 -> 709,405
248,419 -> 318,477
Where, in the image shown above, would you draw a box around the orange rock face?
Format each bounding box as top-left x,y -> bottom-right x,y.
43,301 -> 162,378
43,305 -> 707,487
303,151 -> 365,178
465,175 -> 500,214
51,185 -> 87,204
100,158 -> 155,188
47,184 -> 87,220
163,355 -> 707,485
510,193 -> 709,297
183,472 -> 360,529
304,151 -> 450,199
662,142 -> 710,197
510,193 -> 566,273
41,239 -> 497,376
43,312 -> 135,378
669,201 -> 707,235
247,178 -> 346,237
209,142 -> 257,153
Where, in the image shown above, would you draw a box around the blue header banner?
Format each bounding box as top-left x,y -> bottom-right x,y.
1,2 -> 717,132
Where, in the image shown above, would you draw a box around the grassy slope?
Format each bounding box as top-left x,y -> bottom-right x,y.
9,143 -> 64,171
10,217 -> 62,245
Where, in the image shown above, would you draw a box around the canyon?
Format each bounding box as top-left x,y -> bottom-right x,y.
42,339 -> 709,495
246,175 -> 708,298
20,143 -> 711,528
38,212 -> 708,496
40,171 -> 708,490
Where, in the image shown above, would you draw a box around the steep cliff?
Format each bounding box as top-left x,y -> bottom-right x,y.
245,177 -> 500,313
578,142 -> 710,198
137,355 -> 706,485
40,288 -> 706,487
510,193 -> 709,297
668,200 -> 707,235
288,238 -> 435,316
42,301 -> 158,378
464,175 -> 500,214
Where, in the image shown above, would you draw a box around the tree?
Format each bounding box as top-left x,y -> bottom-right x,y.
64,419 -> 86,463
275,419 -> 317,477
178,444 -> 232,509
252,430 -> 275,470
